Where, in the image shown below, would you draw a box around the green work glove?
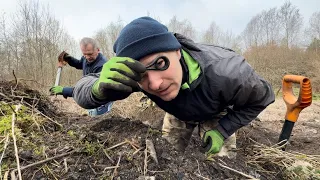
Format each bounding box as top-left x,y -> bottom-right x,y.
49,86 -> 63,95
201,130 -> 224,155
92,57 -> 146,101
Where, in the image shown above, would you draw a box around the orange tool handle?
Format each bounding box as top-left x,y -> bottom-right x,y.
282,75 -> 312,122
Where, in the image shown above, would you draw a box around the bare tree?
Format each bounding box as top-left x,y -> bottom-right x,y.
0,0 -> 79,89
279,1 -> 303,48
94,17 -> 124,58
202,21 -> 222,45
167,16 -> 196,39
242,14 -> 264,48
308,11 -> 320,39
261,8 -> 281,44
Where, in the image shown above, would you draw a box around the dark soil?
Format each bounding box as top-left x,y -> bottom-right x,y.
1,81 -> 319,180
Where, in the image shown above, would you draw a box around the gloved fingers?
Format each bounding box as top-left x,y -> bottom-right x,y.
105,70 -> 140,89
99,81 -> 133,93
200,135 -> 212,153
110,63 -> 144,82
120,59 -> 147,74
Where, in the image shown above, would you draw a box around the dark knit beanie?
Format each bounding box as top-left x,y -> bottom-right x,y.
113,16 -> 181,60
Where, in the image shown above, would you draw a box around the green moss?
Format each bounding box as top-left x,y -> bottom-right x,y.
84,141 -> 100,155
147,127 -> 161,136
67,130 -> 76,138
0,116 -> 12,134
34,145 -> 46,158
1,162 -> 9,172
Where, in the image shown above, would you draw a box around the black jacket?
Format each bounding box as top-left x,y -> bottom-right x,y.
72,34 -> 275,138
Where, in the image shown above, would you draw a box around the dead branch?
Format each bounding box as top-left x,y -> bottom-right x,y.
107,141 -> 128,150
22,101 -> 62,127
143,148 -> 148,176
63,158 -> 68,172
146,139 -> 158,164
125,138 -> 140,150
10,151 -> 74,179
218,163 -> 259,180
12,70 -> 18,91
88,163 -> 97,175
111,154 -> 122,179
194,173 -> 210,180
97,139 -> 115,164
103,166 -> 120,172
132,147 -> 144,157
0,134 -> 10,180
11,104 -> 22,180
102,149 -> 115,164
17,78 -> 50,88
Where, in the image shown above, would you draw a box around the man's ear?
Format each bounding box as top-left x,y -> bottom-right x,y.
97,48 -> 100,52
176,49 -> 181,58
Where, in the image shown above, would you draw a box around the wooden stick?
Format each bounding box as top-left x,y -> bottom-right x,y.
12,70 -> 18,91
10,151 -> 74,179
125,139 -> 140,150
102,149 -> 115,164
107,141 -> 128,150
132,148 -> 143,156
146,139 -> 158,164
11,104 -> 22,180
194,173 -> 210,180
218,163 -> 259,180
103,166 -> 120,172
143,148 -> 148,176
63,158 -> 68,172
0,134 -> 10,180
111,154 -> 122,179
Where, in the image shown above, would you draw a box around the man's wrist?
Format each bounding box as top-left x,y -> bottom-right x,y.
92,80 -> 105,100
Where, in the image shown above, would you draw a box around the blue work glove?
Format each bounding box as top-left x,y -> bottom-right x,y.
201,130 -> 224,155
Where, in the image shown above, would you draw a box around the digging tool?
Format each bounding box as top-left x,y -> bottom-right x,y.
54,66 -> 62,86
278,75 -> 312,150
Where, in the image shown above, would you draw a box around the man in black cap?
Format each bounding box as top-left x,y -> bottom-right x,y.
71,17 -> 275,158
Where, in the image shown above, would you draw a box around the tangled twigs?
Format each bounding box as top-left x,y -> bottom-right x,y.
22,101 -> 62,128
246,138 -> 320,179
10,150 -> 74,180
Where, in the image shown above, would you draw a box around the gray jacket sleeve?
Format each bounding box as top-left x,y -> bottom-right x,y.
73,73 -> 111,109
209,54 -> 275,138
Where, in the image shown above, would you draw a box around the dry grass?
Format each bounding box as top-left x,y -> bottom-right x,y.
246,139 -> 320,180
244,45 -> 320,92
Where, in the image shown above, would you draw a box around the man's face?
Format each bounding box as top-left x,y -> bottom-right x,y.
138,50 -> 183,101
80,44 -> 99,63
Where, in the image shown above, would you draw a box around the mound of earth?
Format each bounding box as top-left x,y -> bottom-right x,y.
1,81 -> 319,180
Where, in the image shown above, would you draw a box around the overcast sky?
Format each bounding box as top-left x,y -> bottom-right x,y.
0,0 -> 319,41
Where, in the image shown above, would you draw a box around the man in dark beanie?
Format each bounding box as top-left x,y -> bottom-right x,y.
72,16 -> 275,158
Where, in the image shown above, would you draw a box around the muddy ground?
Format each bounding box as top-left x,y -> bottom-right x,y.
0,81 -> 319,180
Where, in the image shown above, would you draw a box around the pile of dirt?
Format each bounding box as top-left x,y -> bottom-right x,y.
0,80 -> 59,117
1,81 -> 319,180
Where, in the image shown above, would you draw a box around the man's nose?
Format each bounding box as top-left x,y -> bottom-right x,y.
147,72 -> 162,91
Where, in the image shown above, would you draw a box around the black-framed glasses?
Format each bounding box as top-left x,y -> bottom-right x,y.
145,56 -> 170,71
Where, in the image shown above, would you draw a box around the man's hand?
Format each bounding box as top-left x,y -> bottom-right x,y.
201,130 -> 224,155
50,86 -> 63,95
92,57 -> 146,101
58,51 -> 72,65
